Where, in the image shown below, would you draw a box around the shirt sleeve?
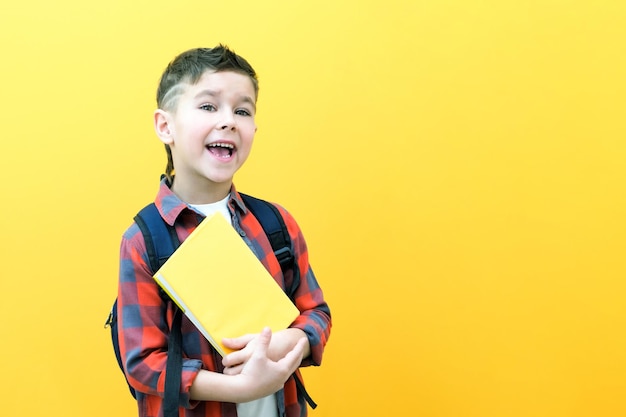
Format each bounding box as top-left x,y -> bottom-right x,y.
277,207 -> 332,367
117,223 -> 203,408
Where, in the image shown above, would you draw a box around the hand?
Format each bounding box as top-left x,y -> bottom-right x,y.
188,327 -> 307,403
232,327 -> 306,400
222,328 -> 310,376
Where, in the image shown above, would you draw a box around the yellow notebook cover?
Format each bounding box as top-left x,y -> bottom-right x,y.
153,212 -> 300,357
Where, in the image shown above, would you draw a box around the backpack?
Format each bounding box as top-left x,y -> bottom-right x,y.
105,193 -> 315,415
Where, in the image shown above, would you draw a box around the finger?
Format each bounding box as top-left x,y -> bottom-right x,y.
251,327 -> 272,358
222,333 -> 256,350
222,350 -> 245,368
222,363 -> 244,376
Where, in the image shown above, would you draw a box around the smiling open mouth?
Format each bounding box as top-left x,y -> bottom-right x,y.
207,142 -> 235,158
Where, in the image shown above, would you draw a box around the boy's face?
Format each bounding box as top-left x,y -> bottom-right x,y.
155,70 -> 257,203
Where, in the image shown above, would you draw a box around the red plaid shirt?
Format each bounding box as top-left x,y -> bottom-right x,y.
117,179 -> 331,417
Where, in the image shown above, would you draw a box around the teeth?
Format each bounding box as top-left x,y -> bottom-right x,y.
208,143 -> 234,149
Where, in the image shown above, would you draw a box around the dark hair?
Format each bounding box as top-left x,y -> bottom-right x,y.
156,45 -> 259,182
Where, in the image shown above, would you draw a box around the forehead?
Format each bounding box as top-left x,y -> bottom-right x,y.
183,70 -> 257,101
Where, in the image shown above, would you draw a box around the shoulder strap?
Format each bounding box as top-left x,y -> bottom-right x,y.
134,203 -> 180,271
134,203 -> 182,417
239,193 -> 294,274
163,308 -> 183,416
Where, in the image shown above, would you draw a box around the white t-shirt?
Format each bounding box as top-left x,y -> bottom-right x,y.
189,196 -> 231,224
190,197 -> 279,417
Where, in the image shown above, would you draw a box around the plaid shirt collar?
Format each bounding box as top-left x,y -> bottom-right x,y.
153,177 -> 247,226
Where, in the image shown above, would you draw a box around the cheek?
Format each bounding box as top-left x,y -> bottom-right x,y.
237,133 -> 255,160
240,124 -> 256,144
177,124 -> 209,146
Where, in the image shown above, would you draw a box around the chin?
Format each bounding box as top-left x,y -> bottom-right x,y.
205,174 -> 235,185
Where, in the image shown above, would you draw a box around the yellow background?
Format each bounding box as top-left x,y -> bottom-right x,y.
1,1 -> 625,416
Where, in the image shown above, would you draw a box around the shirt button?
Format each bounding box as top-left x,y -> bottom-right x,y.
239,230 -> 246,237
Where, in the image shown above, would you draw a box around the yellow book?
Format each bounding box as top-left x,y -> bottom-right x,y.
153,212 -> 300,357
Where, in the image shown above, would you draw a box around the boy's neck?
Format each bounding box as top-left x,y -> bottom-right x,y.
170,178 -> 232,205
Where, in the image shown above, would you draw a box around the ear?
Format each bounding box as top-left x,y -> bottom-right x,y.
154,109 -> 175,145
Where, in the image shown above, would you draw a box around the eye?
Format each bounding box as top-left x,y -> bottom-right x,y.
235,108 -> 252,116
199,103 -> 217,112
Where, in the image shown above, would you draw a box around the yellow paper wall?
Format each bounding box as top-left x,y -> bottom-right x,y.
1,1 -> 624,416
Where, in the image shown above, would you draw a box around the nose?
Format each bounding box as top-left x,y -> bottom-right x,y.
219,110 -> 236,131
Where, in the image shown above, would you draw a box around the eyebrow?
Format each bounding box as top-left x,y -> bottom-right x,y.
194,89 -> 256,109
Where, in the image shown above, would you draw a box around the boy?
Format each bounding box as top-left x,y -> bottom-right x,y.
117,45 -> 332,417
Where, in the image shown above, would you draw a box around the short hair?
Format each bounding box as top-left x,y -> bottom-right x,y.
157,45 -> 259,182
157,44 -> 258,111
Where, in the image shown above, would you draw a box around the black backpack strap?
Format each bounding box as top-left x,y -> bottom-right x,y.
106,298 -> 137,398
294,373 -> 317,409
163,308 -> 183,416
134,203 -> 180,271
239,193 -> 294,275
239,193 -> 316,409
134,203 -> 182,417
